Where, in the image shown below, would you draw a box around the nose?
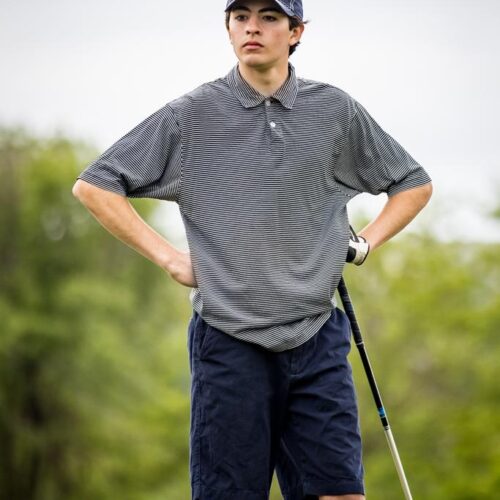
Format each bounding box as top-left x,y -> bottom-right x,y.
245,15 -> 261,35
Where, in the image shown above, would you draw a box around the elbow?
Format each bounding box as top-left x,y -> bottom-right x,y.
72,179 -> 99,206
72,179 -> 126,208
410,182 -> 433,213
421,182 -> 433,206
72,179 -> 87,203
72,180 -> 81,199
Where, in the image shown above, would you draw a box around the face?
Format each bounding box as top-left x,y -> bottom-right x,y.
227,0 -> 304,71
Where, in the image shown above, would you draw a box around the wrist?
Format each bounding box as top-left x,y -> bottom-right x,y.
352,236 -> 370,265
157,245 -> 180,272
358,234 -> 373,250
346,226 -> 370,266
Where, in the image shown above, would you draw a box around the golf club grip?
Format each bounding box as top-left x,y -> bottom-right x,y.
337,277 -> 389,429
337,278 -> 363,345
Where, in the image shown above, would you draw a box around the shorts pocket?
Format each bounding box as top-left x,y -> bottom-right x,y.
198,321 -> 214,359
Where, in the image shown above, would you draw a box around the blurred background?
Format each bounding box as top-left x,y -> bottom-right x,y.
1,0 -> 499,498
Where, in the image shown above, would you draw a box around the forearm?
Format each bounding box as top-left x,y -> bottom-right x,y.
72,180 -> 178,269
359,182 -> 433,251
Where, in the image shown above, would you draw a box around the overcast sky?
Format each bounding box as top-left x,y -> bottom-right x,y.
1,0 -> 499,243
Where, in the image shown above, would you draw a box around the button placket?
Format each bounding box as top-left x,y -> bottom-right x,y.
264,99 -> 282,153
265,101 -> 278,131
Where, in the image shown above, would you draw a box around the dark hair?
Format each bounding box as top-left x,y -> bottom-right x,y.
225,11 -> 305,56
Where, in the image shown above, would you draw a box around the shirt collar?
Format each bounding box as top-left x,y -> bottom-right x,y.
227,64 -> 299,110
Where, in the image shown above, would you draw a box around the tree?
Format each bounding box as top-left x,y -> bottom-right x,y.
0,128 -> 192,499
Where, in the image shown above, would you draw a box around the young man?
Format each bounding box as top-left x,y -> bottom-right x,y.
73,1 -> 432,498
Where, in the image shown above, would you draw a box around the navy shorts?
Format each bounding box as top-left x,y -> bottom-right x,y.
187,308 -> 364,499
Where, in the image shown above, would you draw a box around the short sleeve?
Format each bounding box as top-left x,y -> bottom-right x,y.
77,104 -> 182,201
333,100 -> 431,197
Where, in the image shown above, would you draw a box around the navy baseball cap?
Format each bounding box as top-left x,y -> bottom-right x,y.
225,0 -> 303,21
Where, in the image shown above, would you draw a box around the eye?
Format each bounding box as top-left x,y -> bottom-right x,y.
234,14 -> 247,21
262,15 -> 277,22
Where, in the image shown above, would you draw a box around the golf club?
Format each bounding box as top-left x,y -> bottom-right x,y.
337,276 -> 413,500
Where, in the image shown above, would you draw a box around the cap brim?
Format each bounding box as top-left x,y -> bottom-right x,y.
225,0 -> 296,18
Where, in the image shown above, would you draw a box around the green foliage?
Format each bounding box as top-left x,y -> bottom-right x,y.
0,128 -> 192,499
1,127 -> 498,499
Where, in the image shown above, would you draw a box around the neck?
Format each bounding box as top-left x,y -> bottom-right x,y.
237,60 -> 290,97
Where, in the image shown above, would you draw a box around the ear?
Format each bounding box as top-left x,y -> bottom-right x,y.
289,23 -> 305,47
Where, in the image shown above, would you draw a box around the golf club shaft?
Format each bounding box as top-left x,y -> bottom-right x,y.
337,277 -> 413,500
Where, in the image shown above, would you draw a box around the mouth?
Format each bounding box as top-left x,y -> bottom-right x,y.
243,41 -> 264,49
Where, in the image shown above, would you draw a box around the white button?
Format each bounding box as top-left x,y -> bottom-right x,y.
265,99 -> 271,107
270,121 -> 276,128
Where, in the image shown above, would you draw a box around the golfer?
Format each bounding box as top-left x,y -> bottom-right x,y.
73,1 -> 432,498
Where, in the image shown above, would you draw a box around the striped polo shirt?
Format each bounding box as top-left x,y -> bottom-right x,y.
78,64 -> 431,352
